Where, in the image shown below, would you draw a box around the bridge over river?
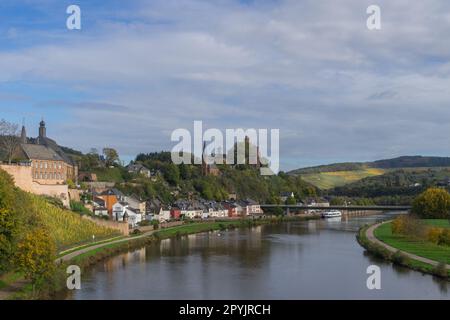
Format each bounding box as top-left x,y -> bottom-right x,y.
260,205 -> 411,211
260,204 -> 411,215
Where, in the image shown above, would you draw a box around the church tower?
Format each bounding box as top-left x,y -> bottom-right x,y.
20,120 -> 27,144
39,119 -> 46,139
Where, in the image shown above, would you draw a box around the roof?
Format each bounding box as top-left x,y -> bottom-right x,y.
21,143 -> 64,161
37,137 -> 75,165
100,188 -> 124,197
127,163 -> 150,172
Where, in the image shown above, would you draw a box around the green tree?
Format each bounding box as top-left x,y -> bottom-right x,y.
103,148 -> 119,166
286,196 -> 296,205
163,163 -> 180,186
0,169 -> 17,271
412,187 -> 450,219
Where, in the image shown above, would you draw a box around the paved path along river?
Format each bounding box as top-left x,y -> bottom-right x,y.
366,221 -> 450,270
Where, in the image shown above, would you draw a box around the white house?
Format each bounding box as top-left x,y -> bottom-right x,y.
152,207 -> 171,223
238,199 -> 263,216
112,202 -> 142,228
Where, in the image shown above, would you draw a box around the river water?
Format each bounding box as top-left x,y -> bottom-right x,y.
67,213 -> 449,300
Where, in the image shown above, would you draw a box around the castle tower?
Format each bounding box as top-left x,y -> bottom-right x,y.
39,119 -> 46,138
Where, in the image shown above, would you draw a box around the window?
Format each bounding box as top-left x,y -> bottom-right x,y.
40,162 -> 43,169
44,162 -> 47,169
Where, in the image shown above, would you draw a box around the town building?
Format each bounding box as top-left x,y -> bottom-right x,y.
126,162 -> 152,178
112,202 -> 142,228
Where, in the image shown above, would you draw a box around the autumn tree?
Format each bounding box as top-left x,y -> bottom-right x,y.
412,187 -> 450,219
14,228 -> 56,294
0,119 -> 20,164
0,169 -> 17,271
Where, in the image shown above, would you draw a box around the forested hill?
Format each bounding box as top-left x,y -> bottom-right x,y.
289,156 -> 450,175
370,156 -> 450,169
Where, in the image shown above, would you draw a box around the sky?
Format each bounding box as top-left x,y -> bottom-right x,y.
1,0 -> 450,171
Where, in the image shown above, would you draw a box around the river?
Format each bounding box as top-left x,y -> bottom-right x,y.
66,213 -> 449,300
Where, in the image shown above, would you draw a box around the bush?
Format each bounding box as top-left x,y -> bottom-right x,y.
426,227 -> 442,244
138,220 -> 151,226
132,229 -> 142,235
151,220 -> 160,230
432,261 -> 448,278
392,250 -> 410,266
437,229 -> 450,246
391,215 -> 425,239
70,200 -> 92,216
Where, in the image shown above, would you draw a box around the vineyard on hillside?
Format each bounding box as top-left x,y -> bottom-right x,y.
29,195 -> 120,250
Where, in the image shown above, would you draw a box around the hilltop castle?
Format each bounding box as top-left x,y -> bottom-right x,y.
0,120 -> 77,207
16,119 -> 78,184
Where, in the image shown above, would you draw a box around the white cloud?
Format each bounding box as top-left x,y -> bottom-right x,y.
1,0 -> 450,169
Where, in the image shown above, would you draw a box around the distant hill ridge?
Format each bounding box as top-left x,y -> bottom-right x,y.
289,156 -> 450,175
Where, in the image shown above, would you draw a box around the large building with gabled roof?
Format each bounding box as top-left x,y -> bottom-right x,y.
16,119 -> 78,184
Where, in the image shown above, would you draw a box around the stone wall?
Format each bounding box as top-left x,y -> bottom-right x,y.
85,182 -> 115,190
0,164 -> 70,207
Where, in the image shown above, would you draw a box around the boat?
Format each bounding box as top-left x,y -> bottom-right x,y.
321,210 -> 342,218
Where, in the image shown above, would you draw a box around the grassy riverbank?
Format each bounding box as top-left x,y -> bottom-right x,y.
4,215 -> 319,299
357,223 -> 450,278
374,221 -> 450,264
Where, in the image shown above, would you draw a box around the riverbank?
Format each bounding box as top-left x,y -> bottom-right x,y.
66,215 -> 319,267
357,221 -> 450,279
15,214 -> 318,299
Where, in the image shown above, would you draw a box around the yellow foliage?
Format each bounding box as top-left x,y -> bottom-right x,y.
426,227 -> 442,244
14,228 -> 56,282
28,195 -> 120,249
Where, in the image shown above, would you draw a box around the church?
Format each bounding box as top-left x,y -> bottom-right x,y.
16,119 -> 78,184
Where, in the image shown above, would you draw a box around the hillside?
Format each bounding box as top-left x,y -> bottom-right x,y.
301,168 -> 385,189
0,170 -> 117,254
328,167 -> 450,205
289,156 -> 450,189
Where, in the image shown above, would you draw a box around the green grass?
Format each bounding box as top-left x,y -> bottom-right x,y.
153,222 -> 235,238
0,272 -> 23,290
92,167 -> 126,183
57,235 -> 126,257
374,222 -> 450,264
423,219 -> 450,228
301,168 -> 385,189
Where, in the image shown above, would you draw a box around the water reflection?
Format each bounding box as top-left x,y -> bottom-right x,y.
67,214 -> 449,300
